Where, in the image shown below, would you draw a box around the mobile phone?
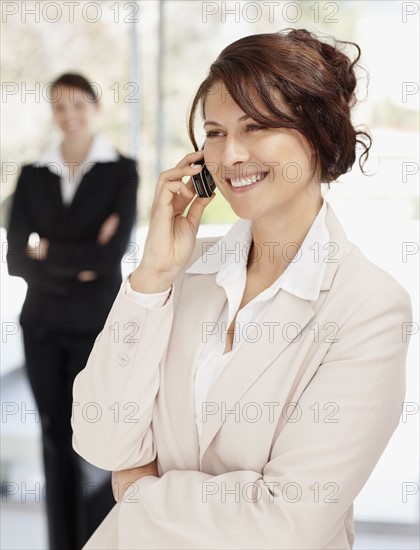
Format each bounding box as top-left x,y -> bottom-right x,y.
191,146 -> 216,198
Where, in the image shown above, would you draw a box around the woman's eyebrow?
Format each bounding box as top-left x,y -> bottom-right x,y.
203,115 -> 251,128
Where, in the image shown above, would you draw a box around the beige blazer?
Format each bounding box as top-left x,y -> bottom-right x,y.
72,202 -> 413,549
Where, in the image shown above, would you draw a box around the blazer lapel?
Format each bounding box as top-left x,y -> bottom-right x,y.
68,166 -> 98,211
44,170 -> 64,211
198,290 -> 316,462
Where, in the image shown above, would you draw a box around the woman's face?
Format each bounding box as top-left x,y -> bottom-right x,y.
203,82 -> 321,220
51,85 -> 98,138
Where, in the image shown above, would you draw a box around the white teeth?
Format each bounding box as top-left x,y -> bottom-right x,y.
231,173 -> 265,188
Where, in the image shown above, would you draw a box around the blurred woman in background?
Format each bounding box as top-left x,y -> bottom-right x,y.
6,73 -> 139,549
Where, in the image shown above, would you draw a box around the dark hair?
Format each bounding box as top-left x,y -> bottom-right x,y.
50,72 -> 99,102
188,29 -> 372,184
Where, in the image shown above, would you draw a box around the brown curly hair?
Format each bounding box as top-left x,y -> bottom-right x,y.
188,28 -> 372,185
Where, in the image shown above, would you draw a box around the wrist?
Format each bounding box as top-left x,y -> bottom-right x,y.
129,265 -> 175,293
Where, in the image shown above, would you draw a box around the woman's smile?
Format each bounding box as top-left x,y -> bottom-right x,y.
226,171 -> 269,192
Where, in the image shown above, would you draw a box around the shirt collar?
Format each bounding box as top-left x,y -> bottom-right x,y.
37,133 -> 119,175
185,199 -> 330,301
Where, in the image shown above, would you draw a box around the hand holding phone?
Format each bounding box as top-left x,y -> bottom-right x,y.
191,145 -> 216,198
129,150 -> 216,292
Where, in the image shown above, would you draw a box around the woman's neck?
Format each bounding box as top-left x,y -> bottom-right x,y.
247,195 -> 324,280
60,133 -> 94,165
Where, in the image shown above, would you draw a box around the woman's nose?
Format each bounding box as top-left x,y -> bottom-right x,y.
221,137 -> 250,179
58,104 -> 76,117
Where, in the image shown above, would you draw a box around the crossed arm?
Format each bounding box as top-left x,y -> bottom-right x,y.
112,458 -> 159,502
27,212 -> 121,281
7,160 -> 138,289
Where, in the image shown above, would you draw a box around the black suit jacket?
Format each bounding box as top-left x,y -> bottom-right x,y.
6,154 -> 139,334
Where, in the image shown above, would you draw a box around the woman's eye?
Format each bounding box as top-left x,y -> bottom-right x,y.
246,124 -> 265,131
206,130 -> 224,138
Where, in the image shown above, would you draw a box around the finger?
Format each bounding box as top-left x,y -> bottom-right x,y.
172,172 -> 214,216
98,226 -> 115,245
185,192 -> 216,232
183,176 -> 197,193
97,220 -> 114,244
172,178 -> 199,214
153,180 -> 195,217
99,220 -> 114,237
157,164 -> 202,188
106,212 -> 120,225
154,165 -> 202,199
108,214 -> 120,232
172,183 -> 196,213
102,213 -> 119,231
175,149 -> 205,169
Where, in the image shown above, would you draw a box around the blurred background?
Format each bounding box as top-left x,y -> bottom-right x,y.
1,0 -> 419,548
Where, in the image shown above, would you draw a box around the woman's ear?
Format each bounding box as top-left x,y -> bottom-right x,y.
309,150 -> 323,185
309,151 -> 318,172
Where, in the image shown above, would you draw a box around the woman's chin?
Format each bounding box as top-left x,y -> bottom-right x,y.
229,203 -> 258,220
61,127 -> 88,139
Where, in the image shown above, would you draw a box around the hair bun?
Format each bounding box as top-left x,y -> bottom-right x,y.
320,41 -> 358,104
289,29 -> 358,104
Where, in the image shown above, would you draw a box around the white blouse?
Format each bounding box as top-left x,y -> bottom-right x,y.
125,199 -> 329,446
37,134 -> 119,205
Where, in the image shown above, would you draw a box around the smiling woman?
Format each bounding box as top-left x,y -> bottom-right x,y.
71,30 -> 412,550
50,77 -> 99,151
